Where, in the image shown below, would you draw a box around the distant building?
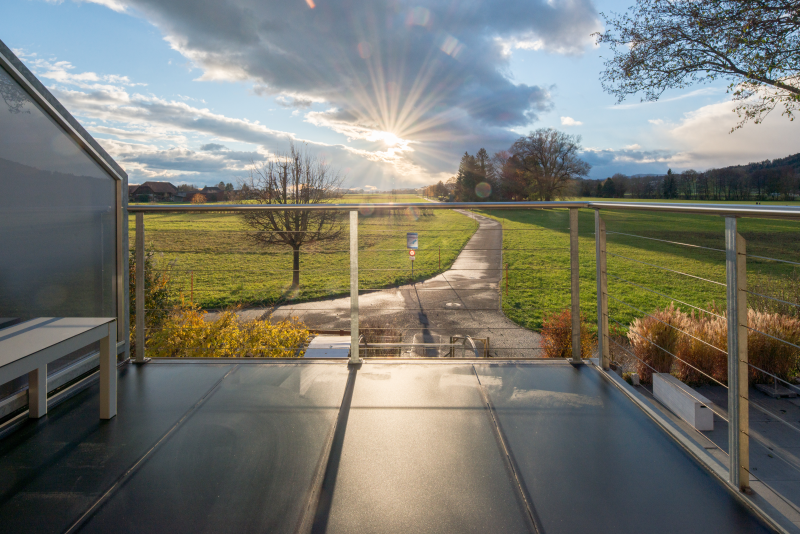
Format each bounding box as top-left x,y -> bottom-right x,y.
129,181 -> 178,202
201,186 -> 224,201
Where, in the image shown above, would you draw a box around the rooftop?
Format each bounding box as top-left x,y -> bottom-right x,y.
0,359 -> 775,533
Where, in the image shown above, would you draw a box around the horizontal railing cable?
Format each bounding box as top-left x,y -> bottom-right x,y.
744,325 -> 800,352
606,231 -> 725,253
609,317 -> 728,390
606,337 -> 731,425
746,362 -> 800,394
607,273 -> 725,319
744,289 -> 800,310
608,252 -> 726,286
606,294 -> 728,354
746,254 -> 800,267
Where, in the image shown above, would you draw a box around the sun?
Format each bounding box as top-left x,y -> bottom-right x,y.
367,130 -> 403,147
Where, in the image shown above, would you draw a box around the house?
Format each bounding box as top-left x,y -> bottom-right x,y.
201,186 -> 224,201
129,184 -> 154,202
142,181 -> 178,201
128,181 -> 177,202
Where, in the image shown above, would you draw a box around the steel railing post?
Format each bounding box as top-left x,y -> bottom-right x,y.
135,212 -> 146,363
350,211 -> 362,364
570,208 -> 581,363
595,210 -> 609,369
726,217 -> 749,491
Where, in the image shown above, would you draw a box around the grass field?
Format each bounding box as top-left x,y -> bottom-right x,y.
130,195 -> 477,308
484,204 -> 800,331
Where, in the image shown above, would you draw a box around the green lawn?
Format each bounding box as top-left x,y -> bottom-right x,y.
131,202 -> 477,308
484,205 -> 800,331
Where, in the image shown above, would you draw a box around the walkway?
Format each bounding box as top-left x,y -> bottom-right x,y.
264,212 -> 541,357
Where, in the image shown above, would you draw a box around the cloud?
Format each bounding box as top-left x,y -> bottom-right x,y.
583,97 -> 800,177
582,146 -> 675,167
78,0 -> 599,169
274,95 -> 316,109
560,116 -> 582,126
608,87 -> 724,110
200,143 -> 226,151
659,99 -> 800,170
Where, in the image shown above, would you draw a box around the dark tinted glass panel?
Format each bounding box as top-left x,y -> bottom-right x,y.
0,65 -> 117,392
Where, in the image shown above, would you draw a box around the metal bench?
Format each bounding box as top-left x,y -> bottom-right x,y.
0,317 -> 117,420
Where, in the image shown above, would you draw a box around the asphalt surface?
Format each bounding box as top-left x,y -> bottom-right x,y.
261,212 -> 542,357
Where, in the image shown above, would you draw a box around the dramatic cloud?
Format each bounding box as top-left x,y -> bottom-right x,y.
76,0 -> 600,171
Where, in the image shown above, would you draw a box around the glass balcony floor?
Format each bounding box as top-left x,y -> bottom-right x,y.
0,361 -> 772,533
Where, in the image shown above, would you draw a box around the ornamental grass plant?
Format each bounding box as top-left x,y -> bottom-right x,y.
541,309 -> 596,359
627,303 -> 687,384
627,302 -> 800,386
673,311 -> 727,386
747,310 -> 800,384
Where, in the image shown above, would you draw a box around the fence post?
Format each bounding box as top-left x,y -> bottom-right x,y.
595,210 -> 609,369
135,212 -> 146,363
570,208 -> 581,363
350,211 -> 362,364
726,217 -> 749,491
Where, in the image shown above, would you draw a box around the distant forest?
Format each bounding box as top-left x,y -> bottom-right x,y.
580,152 -> 800,201
425,150 -> 800,202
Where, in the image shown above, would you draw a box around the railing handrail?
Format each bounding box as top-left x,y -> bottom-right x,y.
127,200 -> 800,219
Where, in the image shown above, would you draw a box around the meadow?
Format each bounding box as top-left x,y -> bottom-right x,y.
484,202 -> 800,331
130,194 -> 478,308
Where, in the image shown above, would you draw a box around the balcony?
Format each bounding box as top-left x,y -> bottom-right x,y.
3,42 -> 800,533
0,358 -> 781,533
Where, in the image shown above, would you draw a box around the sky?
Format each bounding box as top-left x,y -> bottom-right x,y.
1,0 -> 798,189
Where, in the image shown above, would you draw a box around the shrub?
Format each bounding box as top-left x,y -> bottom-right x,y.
674,311 -> 727,386
190,193 -> 207,204
627,303 -> 687,384
747,310 -> 800,384
628,302 -> 800,386
147,305 -> 310,358
541,309 -> 596,359
129,249 -> 176,358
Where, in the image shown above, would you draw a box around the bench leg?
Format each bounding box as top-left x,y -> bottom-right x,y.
100,322 -> 117,420
28,366 -> 47,418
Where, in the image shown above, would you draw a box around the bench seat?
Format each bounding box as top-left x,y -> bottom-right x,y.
0,317 -> 117,419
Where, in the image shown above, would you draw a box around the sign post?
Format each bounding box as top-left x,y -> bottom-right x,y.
407,232 -> 418,277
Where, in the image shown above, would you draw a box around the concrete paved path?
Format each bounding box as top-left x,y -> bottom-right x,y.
257,212 -> 541,357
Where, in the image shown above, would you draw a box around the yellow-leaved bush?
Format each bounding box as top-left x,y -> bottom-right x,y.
147,304 -> 310,358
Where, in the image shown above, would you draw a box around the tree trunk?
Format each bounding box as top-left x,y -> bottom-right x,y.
292,246 -> 300,289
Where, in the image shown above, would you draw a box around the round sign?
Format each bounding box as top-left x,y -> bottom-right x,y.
409,249 -> 416,257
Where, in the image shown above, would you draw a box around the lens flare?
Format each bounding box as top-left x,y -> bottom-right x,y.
475,181 -> 492,199
359,205 -> 375,216
439,34 -> 464,59
406,7 -> 431,28
407,206 -> 420,221
358,42 -> 372,59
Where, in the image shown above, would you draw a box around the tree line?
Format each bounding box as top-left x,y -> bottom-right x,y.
582,155 -> 800,200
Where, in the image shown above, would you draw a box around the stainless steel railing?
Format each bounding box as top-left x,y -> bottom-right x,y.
128,200 -> 800,496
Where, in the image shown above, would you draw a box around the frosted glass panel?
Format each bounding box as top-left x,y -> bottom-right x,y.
0,65 -> 116,324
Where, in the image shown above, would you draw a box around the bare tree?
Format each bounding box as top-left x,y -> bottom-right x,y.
509,128 -> 591,201
240,144 -> 345,289
595,0 -> 800,130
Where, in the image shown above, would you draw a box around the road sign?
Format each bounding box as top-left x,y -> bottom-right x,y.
409,249 -> 416,260
406,232 -> 418,249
